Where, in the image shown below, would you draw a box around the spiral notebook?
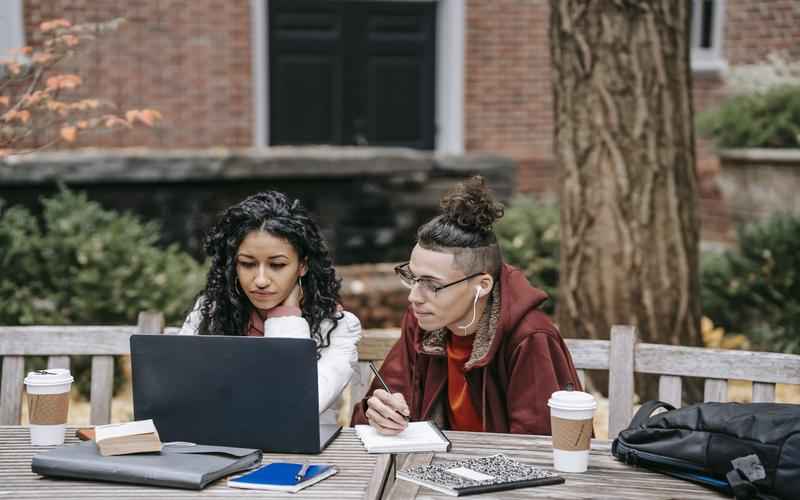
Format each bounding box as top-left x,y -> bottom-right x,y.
396,453 -> 564,496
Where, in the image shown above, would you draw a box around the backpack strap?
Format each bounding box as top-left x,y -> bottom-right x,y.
726,454 -> 778,500
628,401 -> 676,429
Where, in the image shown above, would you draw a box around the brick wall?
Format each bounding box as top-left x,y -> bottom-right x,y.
22,0 -> 253,149
464,0 -> 553,194
18,0 -> 800,242
725,0 -> 800,64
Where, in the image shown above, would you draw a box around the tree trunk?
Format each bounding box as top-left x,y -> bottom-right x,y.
550,1 -> 701,400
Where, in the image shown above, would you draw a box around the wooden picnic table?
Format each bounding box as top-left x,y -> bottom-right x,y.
385,431 -> 728,499
0,426 -> 392,499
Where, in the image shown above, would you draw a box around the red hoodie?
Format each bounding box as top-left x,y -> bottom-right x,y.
351,264 -> 582,434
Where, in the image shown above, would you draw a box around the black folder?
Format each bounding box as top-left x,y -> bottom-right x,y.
31,441 -> 262,490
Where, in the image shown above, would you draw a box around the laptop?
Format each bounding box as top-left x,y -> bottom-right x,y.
130,335 -> 341,453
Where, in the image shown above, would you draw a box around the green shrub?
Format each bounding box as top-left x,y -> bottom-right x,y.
0,189 -> 207,396
696,85 -> 800,148
701,214 -> 800,354
495,196 -> 560,314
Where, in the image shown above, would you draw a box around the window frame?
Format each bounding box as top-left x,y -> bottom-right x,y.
690,0 -> 728,75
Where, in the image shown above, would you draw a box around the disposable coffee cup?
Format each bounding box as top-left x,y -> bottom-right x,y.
24,369 -> 74,446
548,388 -> 596,473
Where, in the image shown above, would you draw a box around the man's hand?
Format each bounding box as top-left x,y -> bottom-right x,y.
365,389 -> 410,435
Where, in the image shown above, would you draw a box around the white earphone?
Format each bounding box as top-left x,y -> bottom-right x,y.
458,286 -> 484,332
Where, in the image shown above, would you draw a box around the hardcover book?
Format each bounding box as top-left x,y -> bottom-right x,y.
94,419 -> 161,456
396,453 -> 564,496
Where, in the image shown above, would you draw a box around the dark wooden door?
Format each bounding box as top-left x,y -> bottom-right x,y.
269,1 -> 436,149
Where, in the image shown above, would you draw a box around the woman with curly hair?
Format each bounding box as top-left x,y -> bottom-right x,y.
179,191 -> 361,423
352,176 -> 581,435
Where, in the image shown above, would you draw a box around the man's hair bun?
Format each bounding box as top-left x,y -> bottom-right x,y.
440,176 -> 504,234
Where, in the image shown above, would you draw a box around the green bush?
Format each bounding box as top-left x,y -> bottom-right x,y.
495,196 -> 560,314
696,85 -> 800,148
701,214 -> 800,354
0,189 -> 207,396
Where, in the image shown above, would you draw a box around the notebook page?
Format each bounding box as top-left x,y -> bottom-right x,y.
355,422 -> 445,449
95,419 -> 156,441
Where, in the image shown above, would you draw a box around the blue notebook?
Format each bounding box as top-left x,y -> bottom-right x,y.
227,462 -> 336,492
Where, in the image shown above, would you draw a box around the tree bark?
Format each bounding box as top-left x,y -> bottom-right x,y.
550,1 -> 701,398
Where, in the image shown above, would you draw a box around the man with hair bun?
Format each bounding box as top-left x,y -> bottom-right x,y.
352,176 -> 581,435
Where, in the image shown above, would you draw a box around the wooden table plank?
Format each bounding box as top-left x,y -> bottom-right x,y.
0,426 -> 389,499
390,431 -> 728,500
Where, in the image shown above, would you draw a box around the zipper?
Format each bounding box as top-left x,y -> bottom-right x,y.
616,442 -> 711,473
615,442 -> 731,491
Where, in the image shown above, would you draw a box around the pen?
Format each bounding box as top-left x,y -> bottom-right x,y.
368,361 -> 410,421
295,461 -> 309,482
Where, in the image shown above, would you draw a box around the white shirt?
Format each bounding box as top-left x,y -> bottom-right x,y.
179,299 -> 361,424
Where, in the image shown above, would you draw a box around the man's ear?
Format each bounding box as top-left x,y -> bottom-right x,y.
477,274 -> 494,297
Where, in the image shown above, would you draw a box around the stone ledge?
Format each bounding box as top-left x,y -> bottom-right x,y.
0,147 -> 514,185
718,148 -> 800,164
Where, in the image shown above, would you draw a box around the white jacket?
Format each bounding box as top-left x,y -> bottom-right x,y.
178,299 -> 361,424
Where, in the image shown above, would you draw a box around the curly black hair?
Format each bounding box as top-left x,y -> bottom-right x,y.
196,191 -> 342,352
417,176 -> 505,278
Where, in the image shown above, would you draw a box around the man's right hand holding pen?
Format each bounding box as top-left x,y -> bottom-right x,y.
365,389 -> 411,435
365,360 -> 411,435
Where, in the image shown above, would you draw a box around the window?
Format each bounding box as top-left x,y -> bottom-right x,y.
0,0 -> 25,60
691,0 -> 727,73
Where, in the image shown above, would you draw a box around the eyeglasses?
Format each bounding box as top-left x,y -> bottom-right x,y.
394,262 -> 484,296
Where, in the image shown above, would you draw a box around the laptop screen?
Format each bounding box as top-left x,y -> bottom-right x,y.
130,335 -> 326,453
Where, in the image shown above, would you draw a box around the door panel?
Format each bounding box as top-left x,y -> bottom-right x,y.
268,1 -> 435,149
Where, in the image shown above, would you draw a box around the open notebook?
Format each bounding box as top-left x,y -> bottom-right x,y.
354,421 -> 451,453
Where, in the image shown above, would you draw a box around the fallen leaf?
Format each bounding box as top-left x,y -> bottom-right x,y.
60,126 -> 77,142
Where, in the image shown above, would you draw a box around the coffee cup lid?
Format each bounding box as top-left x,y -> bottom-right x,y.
548,389 -> 597,411
24,369 -> 74,386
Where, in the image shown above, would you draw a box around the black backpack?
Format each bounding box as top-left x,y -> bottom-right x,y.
611,401 -> 800,500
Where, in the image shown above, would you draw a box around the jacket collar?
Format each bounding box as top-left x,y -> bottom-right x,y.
419,283 -> 501,370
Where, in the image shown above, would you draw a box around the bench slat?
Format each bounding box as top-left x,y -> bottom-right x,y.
658,375 -> 682,408
635,343 -> 800,385
608,326 -> 636,439
358,329 -> 400,361
0,327 -> 137,355
704,378 -> 728,403
752,382 -> 776,403
90,355 -> 114,425
47,356 -> 70,370
565,338 -> 611,370
0,356 -> 25,425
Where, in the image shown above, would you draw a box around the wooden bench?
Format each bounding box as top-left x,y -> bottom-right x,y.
5,319 -> 797,438
0,313 -> 164,425
606,324 -> 800,438
356,326 -> 800,439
